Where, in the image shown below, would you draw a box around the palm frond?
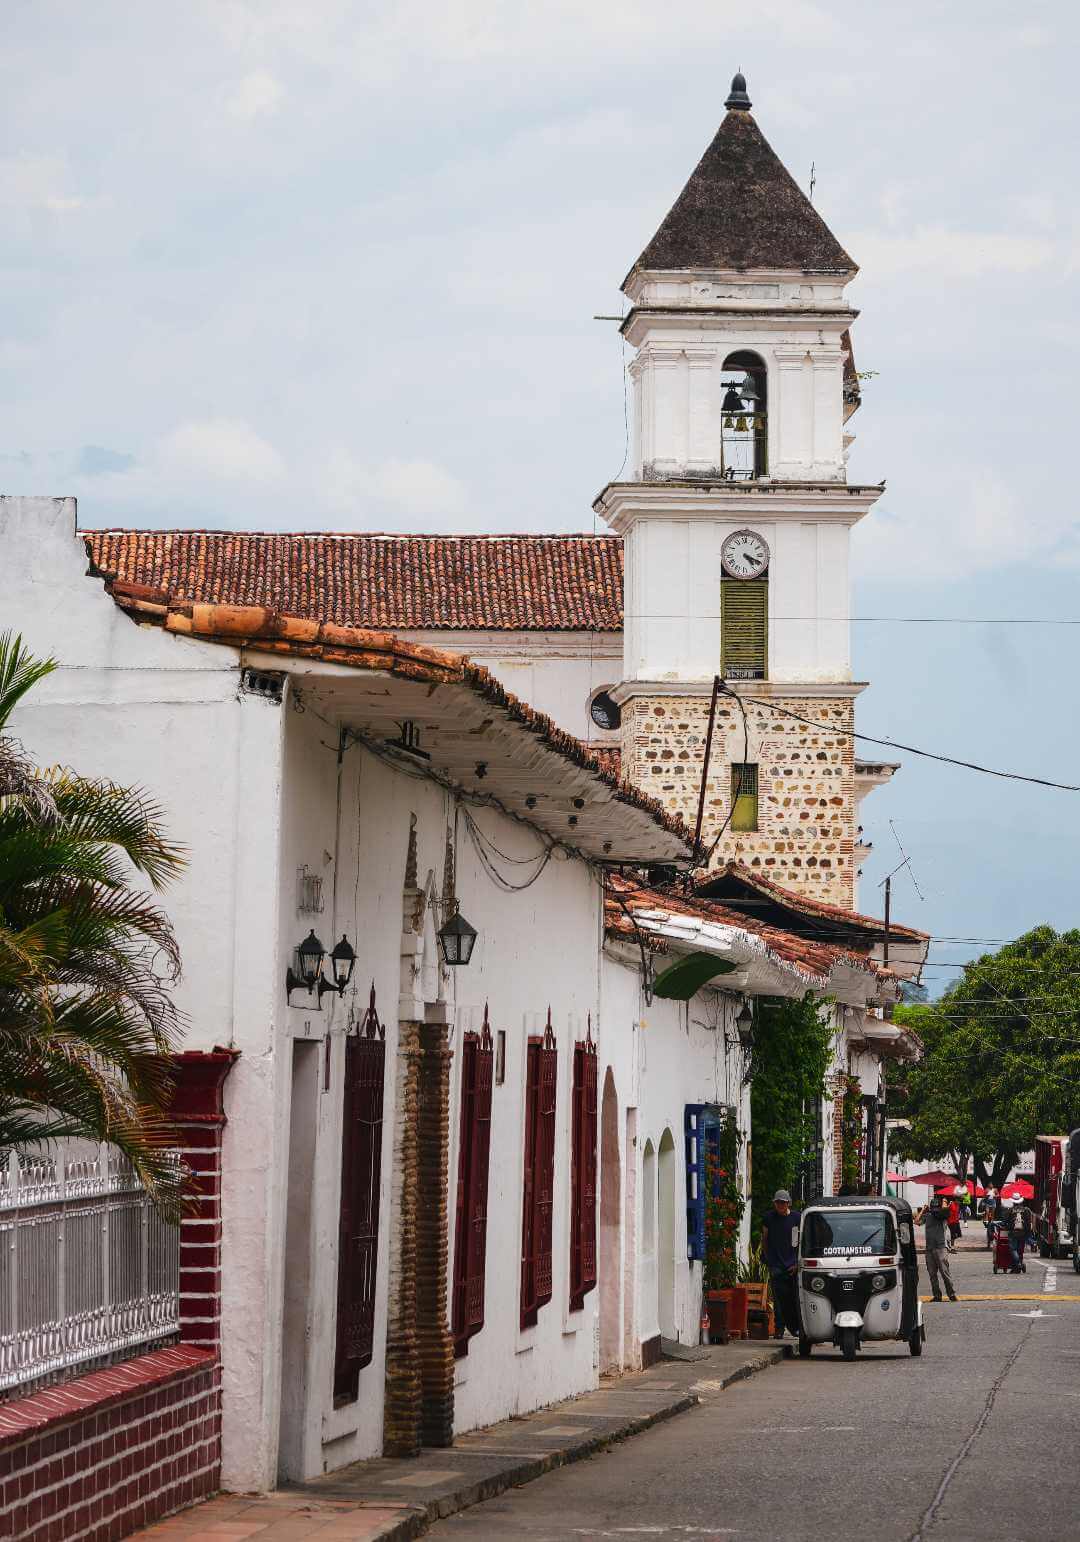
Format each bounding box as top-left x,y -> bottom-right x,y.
0,632 -> 57,732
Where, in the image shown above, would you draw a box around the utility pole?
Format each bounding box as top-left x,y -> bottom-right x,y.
883,874 -> 891,970
690,674 -> 721,872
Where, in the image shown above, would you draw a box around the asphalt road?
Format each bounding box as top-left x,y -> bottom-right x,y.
430,1236 -> 1080,1542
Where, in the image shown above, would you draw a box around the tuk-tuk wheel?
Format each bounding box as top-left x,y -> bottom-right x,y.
909,1326 -> 923,1357
839,1325 -> 858,1361
798,1335 -> 812,1358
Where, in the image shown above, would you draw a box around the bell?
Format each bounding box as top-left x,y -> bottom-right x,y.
735,415 -> 748,433
739,373 -> 759,403
721,386 -> 743,414
723,415 -> 735,430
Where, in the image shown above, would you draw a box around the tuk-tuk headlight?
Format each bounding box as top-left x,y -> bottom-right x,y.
871,1274 -> 887,1291
810,1277 -> 826,1293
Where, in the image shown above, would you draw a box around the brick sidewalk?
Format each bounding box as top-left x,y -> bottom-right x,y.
133,1337 -> 783,1542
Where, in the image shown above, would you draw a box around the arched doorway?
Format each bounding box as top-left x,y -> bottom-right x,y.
640,1139 -> 659,1346
658,1129 -> 676,1341
599,1069 -> 621,1373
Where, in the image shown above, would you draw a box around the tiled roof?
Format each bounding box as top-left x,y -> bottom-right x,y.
84,530 -> 624,633
100,578 -> 690,851
697,862 -> 928,946
628,106 -> 855,279
605,875 -> 881,987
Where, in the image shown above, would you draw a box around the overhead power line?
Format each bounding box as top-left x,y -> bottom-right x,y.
722,685 -> 1080,793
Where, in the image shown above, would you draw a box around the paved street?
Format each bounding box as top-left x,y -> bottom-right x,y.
430,1237 -> 1080,1542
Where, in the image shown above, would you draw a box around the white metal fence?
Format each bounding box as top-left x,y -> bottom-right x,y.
0,1143 -> 181,1396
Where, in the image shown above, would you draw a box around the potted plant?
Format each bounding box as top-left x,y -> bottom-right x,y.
703,1111 -> 748,1338
738,1244 -> 774,1338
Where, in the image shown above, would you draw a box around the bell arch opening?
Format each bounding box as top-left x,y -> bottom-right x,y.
720,350 -> 768,481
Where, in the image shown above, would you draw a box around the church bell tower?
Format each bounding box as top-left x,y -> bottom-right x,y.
595,72 -> 881,908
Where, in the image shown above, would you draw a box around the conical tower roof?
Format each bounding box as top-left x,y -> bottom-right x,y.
626,75 -> 855,282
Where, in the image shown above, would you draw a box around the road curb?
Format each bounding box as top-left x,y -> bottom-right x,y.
361,1348 -> 784,1540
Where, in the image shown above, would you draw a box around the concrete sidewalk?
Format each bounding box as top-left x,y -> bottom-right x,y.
134,1337 -> 784,1542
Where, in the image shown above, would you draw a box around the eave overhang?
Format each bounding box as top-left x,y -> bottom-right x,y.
594,479 -> 884,531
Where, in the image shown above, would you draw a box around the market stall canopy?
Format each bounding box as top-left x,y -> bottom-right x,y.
1000,1181 -> 1034,1201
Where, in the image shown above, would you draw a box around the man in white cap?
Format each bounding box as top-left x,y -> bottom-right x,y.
760,1189 -> 801,1339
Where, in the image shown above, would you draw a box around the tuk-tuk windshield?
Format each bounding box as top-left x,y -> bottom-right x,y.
801,1209 -> 897,1258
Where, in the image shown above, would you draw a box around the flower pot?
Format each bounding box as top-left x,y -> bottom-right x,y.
715,1284 -> 749,1339
704,1292 -> 730,1345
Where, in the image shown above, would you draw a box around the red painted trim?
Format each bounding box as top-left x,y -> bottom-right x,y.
0,1348 -> 217,1446
165,1048 -> 239,1125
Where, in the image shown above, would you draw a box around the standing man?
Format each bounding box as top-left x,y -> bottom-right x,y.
1008,1201 -> 1030,1273
915,1195 -> 958,1302
760,1189 -> 801,1340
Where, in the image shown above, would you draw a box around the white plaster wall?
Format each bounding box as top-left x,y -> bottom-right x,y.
399,630 -> 622,748
623,514 -> 853,684
600,958 -> 751,1357
628,326 -> 849,483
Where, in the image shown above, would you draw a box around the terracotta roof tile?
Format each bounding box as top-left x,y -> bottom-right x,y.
101,581 -> 690,850
84,530 -> 623,633
605,875 -> 883,987
697,862 -> 928,945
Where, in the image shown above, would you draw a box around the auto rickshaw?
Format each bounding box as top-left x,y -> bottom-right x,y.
796,1195 -> 924,1360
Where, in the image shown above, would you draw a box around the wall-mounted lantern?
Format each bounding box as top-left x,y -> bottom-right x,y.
735,1001 -> 755,1049
437,905 -> 478,967
286,929 -> 357,1003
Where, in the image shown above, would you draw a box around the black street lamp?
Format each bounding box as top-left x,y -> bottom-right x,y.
437,906 -> 478,967
286,929 -> 357,1002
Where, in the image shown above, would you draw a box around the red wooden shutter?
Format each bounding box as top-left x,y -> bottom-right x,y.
570,1026 -> 598,1310
334,986 -> 386,1403
520,1038 -> 540,1327
452,1011 -> 494,1356
522,1012 -> 557,1327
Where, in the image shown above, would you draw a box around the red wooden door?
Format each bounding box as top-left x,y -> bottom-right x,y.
334,1002 -> 386,1403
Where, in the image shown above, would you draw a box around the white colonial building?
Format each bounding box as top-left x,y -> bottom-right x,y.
0,72 -> 925,1529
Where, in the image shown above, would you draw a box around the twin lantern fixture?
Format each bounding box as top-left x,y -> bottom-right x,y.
285,906 -> 479,1003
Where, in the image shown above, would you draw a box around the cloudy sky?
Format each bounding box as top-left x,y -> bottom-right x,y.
3,2 -> 1078,987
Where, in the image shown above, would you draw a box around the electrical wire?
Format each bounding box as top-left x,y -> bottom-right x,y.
719,684 -> 1080,793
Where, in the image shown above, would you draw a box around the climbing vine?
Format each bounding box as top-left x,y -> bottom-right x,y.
749,993 -> 835,1229
838,1072 -> 864,1192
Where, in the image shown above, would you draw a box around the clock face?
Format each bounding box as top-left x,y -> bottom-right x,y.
721,528 -> 770,580
589,690 -> 621,732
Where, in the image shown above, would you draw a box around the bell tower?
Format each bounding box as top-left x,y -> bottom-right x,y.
596,73 -> 883,908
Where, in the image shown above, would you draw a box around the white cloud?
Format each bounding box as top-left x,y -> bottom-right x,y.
225,70 -> 283,121
849,225 -> 1057,280
159,419 -> 284,484
324,452 -> 467,521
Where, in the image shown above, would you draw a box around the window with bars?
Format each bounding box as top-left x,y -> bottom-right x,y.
520,1016 -> 557,1329
796,1094 -> 825,1205
452,1016 -> 494,1356
721,578 -> 768,680
730,763 -> 759,832
333,994 -> 386,1405
569,1032 -> 598,1311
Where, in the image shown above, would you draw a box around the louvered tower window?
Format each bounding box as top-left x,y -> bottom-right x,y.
730,763 -> 759,832
721,578 -> 767,680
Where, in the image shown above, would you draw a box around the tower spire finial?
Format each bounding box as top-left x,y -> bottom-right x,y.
724,70 -> 751,111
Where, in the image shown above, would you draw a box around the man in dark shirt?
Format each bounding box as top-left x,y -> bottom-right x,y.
760,1189 -> 801,1339
915,1195 -> 957,1301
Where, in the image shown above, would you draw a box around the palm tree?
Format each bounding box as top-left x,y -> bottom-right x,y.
0,632 -> 188,1214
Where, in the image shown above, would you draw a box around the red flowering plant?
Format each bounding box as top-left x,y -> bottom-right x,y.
703,1110 -> 746,1292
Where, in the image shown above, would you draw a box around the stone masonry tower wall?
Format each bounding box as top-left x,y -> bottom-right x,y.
622,694 -> 856,907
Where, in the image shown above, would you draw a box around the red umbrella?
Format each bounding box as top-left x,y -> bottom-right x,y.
906,1169 -> 956,1187
886,1171 -> 909,1183
1000,1180 -> 1034,1201
936,1181 -> 987,1197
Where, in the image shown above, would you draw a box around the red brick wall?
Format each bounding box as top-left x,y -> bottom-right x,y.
0,1049 -> 238,1542
0,1346 -> 219,1542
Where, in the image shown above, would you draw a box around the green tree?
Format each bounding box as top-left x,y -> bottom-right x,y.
0,633 -> 187,1213
891,929 -> 1080,1187
750,993 -> 835,1227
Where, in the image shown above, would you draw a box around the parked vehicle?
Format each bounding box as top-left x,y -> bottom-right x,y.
797,1196 -> 924,1361
1064,1129 -> 1080,1275
1033,1135 -> 1075,1259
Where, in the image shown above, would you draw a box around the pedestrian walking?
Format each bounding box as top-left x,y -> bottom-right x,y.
946,1196 -> 961,1250
915,1196 -> 958,1302
760,1189 -> 801,1340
